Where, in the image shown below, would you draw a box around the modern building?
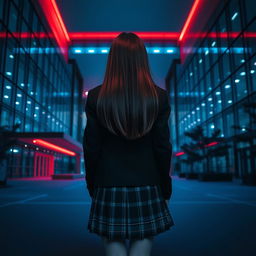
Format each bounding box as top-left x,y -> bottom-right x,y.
0,0 -> 85,178
0,0 -> 255,184
166,0 -> 256,183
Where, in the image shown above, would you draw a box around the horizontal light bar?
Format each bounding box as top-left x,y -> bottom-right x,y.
70,47 -> 178,54
1,32 -> 255,41
33,139 -> 76,156
69,32 -> 179,41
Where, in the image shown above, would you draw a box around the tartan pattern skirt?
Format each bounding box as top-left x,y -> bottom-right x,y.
87,184 -> 175,240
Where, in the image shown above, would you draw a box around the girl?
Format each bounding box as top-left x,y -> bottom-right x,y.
83,32 -> 174,256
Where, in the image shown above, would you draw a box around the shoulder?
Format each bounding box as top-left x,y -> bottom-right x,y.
154,85 -> 169,106
86,84 -> 102,105
87,84 -> 102,97
85,85 -> 102,115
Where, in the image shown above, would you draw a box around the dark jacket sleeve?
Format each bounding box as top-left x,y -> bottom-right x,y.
83,90 -> 102,198
151,90 -> 173,200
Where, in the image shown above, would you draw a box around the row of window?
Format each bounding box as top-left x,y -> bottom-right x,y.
176,0 -> 256,147
0,0 -> 73,134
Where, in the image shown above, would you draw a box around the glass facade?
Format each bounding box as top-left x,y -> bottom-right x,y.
169,0 -> 256,179
0,0 -> 84,177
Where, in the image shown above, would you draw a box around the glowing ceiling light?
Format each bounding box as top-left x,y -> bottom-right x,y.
153,49 -> 160,53
33,139 -> 76,156
235,79 -> 240,83
225,84 -> 231,89
101,49 -> 108,53
74,49 -> 82,53
88,49 -> 95,53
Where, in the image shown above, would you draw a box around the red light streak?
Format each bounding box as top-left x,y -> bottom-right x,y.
69,32 -> 179,41
49,0 -> 70,43
1,31 -> 256,41
205,141 -> 218,147
179,0 -> 201,41
38,0 -> 70,61
175,141 -> 219,156
176,152 -> 185,156
33,139 -> 76,156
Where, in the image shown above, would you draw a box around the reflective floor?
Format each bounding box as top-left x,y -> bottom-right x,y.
0,176 -> 256,256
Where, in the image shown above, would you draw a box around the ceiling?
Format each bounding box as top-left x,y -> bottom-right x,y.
56,0 -> 194,33
54,0 -> 195,90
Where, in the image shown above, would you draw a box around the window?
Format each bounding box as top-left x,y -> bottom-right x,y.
222,78 -> 233,108
233,66 -> 248,101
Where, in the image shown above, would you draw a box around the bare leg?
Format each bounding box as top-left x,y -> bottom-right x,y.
128,236 -> 154,256
102,236 -> 128,256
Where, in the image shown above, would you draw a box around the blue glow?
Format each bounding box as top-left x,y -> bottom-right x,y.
231,12 -> 238,21
6,71 -> 12,76
74,49 -> 82,53
69,47 -> 178,55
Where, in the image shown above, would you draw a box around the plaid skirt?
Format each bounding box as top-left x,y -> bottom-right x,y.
87,184 -> 175,240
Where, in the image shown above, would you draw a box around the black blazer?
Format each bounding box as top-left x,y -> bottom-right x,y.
83,84 -> 173,200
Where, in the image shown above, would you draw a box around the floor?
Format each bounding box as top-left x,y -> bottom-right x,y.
0,176 -> 256,256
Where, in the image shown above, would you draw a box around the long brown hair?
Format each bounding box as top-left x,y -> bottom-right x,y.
96,32 -> 159,140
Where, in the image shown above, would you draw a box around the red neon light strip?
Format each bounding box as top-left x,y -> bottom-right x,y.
33,139 -> 76,156
175,152 -> 185,156
179,0 -> 201,41
1,31 -> 256,40
205,141 -> 218,147
69,32 -> 179,41
175,141 -> 219,156
49,0 -> 70,42
38,0 -> 70,61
